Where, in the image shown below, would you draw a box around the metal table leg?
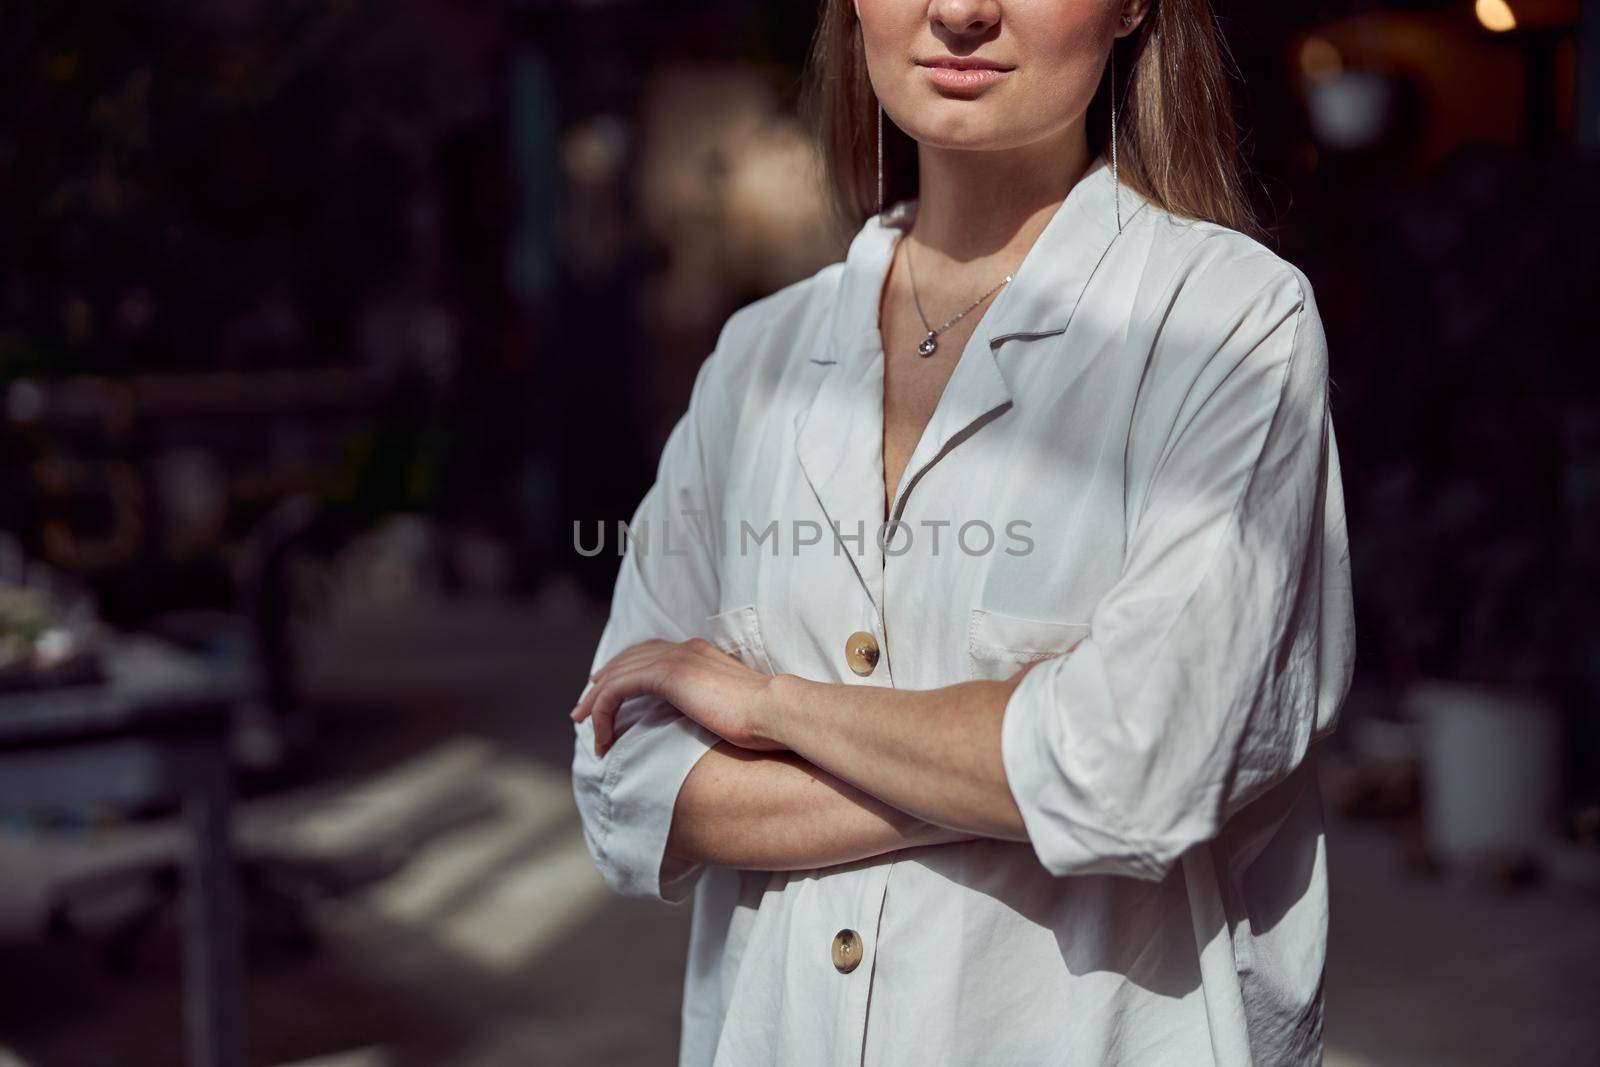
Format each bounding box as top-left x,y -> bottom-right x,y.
180,731 -> 246,1067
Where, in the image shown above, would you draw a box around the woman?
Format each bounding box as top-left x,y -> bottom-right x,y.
571,0 -> 1355,1063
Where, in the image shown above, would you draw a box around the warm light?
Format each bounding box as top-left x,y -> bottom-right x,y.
1476,0 -> 1517,32
1299,37 -> 1343,82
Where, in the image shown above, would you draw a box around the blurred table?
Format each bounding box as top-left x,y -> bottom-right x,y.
0,635 -> 246,1067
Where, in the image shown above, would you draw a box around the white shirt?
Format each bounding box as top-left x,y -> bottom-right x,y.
571,154 -> 1356,1066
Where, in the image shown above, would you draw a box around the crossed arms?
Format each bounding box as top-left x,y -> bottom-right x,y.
572,640 -> 1048,886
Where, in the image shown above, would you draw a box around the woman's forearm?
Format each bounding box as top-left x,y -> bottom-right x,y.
664,740 -> 971,872
760,674 -> 1034,843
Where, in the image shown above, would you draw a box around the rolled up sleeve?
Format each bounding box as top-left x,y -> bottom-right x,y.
570,330 -> 734,903
1001,260 -> 1356,882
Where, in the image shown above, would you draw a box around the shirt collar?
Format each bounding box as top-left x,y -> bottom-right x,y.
822,153 -> 1144,364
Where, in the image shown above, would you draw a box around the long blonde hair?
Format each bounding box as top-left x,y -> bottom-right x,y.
799,0 -> 1260,240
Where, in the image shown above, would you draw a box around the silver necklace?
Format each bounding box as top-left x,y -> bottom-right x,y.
901,237 -> 1013,358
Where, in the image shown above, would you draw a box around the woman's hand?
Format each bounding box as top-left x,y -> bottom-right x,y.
571,638 -> 785,758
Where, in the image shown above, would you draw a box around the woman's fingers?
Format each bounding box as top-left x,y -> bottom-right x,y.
571,640 -> 671,725
570,681 -> 595,723
1011,652 -> 1057,682
589,656 -> 677,757
1009,639 -> 1084,683
1001,640 -> 1086,687
571,637 -> 744,757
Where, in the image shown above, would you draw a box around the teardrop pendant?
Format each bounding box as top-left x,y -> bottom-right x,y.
917,332 -> 938,357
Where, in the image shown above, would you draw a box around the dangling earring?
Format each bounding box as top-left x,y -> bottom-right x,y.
1111,30 -> 1125,232
877,101 -> 885,217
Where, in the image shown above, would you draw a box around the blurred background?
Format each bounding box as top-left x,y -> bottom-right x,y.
0,0 -> 1597,1064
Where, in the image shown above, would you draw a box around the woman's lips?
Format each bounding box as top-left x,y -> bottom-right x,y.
920,64 -> 1012,93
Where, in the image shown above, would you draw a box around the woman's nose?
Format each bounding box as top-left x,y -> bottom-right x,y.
929,0 -> 1001,37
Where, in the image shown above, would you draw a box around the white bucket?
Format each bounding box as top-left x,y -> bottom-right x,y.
1406,679 -> 1562,862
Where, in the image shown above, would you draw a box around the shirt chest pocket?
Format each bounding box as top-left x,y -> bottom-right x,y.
966,607 -> 1090,682
704,604 -> 777,676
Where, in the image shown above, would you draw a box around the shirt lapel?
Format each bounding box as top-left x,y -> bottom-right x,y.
891,156 -> 1140,519
793,155 -> 1145,618
793,212 -> 901,620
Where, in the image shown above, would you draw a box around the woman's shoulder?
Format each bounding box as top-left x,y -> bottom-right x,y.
1123,200 -> 1327,389
1131,200 -> 1314,317
718,259 -> 846,352
696,258 -> 849,400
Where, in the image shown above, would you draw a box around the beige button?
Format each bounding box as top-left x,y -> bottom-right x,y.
845,631 -> 880,676
831,928 -> 863,973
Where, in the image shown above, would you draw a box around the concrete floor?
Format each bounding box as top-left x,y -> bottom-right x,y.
0,580 -> 1595,1066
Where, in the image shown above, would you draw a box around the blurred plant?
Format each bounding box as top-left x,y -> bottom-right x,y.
0,0 -> 521,612
0,584 -> 51,643
0,0 -> 501,378
1346,150 -> 1597,701
0,539 -> 102,685
1358,448 -> 1569,695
